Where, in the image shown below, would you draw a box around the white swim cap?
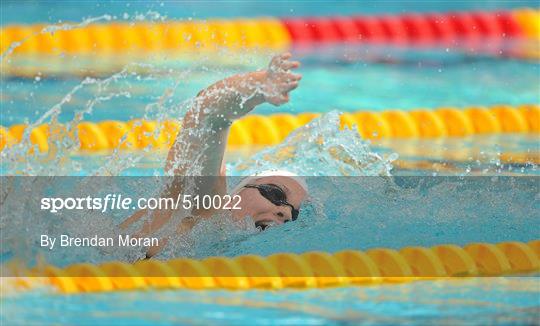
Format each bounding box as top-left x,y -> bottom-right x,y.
231,169 -> 308,195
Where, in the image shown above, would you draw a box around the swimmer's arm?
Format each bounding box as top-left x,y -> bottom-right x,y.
140,54 -> 300,233
120,53 -> 301,250
165,52 -> 302,181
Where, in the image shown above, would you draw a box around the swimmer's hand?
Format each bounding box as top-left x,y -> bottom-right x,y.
259,52 -> 302,106
196,53 -> 302,125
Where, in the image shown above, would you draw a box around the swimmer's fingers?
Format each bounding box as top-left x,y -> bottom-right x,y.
281,60 -> 300,71
273,71 -> 301,83
269,53 -> 288,70
288,81 -> 299,91
274,52 -> 292,64
274,60 -> 299,72
286,72 -> 302,82
279,81 -> 299,93
269,53 -> 296,72
280,52 -> 292,60
272,94 -> 289,105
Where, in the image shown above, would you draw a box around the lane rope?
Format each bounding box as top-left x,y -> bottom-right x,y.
1,10 -> 538,56
0,18 -> 291,55
4,239 -> 539,293
1,104 -> 538,153
282,9 -> 539,45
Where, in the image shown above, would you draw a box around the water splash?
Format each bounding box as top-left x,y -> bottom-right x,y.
230,111 -> 397,177
0,14 -> 239,264
1,65 -> 179,176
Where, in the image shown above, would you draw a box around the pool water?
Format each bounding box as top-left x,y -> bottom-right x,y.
3,278 -> 539,325
2,52 -> 538,177
2,174 -> 535,266
2,57 -> 539,324
3,52 -> 539,125
1,1 -> 539,325
1,0 -> 538,25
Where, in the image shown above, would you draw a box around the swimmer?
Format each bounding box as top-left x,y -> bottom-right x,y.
120,53 -> 307,257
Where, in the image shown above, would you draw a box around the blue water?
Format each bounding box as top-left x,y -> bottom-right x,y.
1,0 -> 538,25
3,55 -> 539,125
1,1 -> 539,325
5,175 -> 535,267
3,278 -> 539,325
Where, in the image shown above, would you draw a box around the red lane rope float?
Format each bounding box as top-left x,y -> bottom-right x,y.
282,9 -> 537,45
401,14 -> 436,44
3,239 -> 539,293
332,17 -> 362,43
1,105 -> 538,153
281,18 -> 313,46
353,16 -> 387,43
378,15 -> 409,44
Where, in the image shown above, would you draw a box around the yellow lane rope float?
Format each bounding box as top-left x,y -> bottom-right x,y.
513,8 -> 540,40
4,240 -> 539,294
1,104 -> 538,153
0,18 -> 291,56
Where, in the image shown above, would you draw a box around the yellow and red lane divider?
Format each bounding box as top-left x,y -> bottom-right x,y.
4,239 -> 539,294
1,9 -> 538,57
0,104 -> 538,153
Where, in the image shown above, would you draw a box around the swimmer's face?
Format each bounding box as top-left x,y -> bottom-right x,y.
232,176 -> 307,230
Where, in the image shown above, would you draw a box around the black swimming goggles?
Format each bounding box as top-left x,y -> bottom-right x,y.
244,183 -> 300,221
